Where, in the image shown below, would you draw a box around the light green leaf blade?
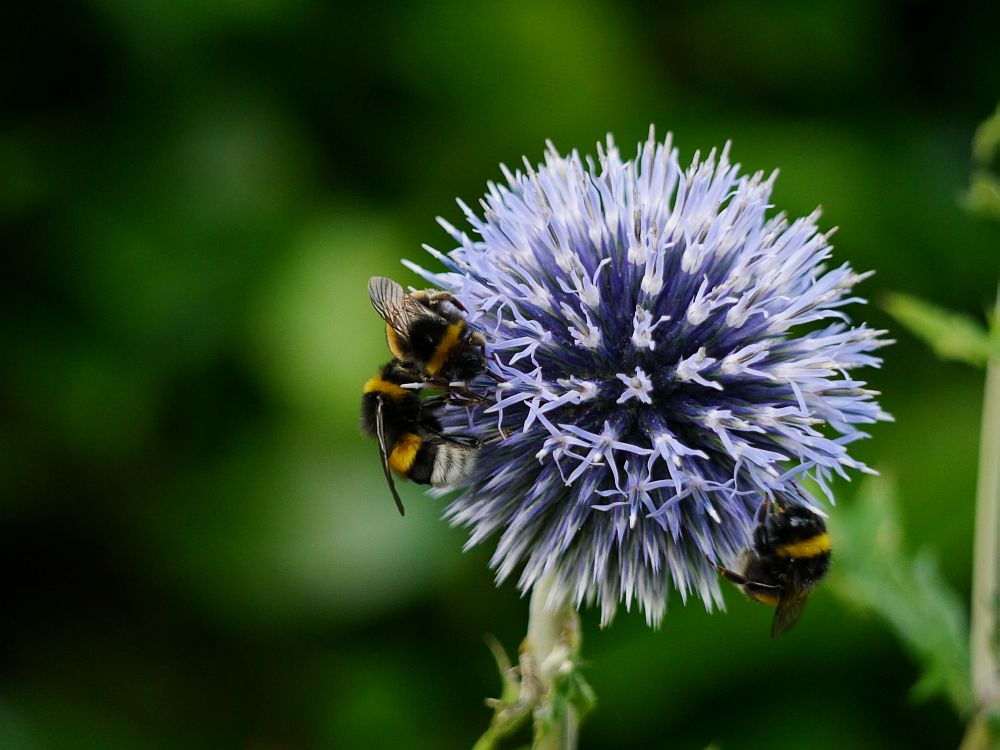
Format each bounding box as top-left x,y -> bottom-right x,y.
965,104 -> 1000,220
972,104 -> 1000,166
828,477 -> 973,714
883,291 -> 994,367
962,172 -> 1000,220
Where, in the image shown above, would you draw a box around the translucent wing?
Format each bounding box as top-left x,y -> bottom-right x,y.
375,395 -> 406,517
368,276 -> 406,322
368,276 -> 438,345
424,428 -> 481,449
770,584 -> 812,638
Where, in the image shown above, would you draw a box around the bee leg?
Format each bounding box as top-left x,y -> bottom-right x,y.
716,565 -> 748,586
422,424 -> 482,449
441,383 -> 490,405
420,394 -> 448,411
443,391 -> 480,406
444,434 -> 482,449
453,387 -> 486,403
425,290 -> 466,311
417,377 -> 482,404
755,499 -> 774,548
708,557 -> 784,595
754,580 -> 783,591
705,555 -> 747,585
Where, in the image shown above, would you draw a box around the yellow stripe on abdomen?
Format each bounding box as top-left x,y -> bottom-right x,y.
751,591 -> 779,607
426,322 -> 464,375
777,532 -> 831,559
385,325 -> 405,359
389,433 -> 422,474
363,376 -> 408,401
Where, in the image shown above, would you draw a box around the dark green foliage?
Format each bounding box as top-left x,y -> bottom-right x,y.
2,1 -> 997,748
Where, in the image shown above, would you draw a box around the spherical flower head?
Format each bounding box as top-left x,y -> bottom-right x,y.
405,128 -> 891,626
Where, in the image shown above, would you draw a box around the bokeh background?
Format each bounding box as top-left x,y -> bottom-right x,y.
3,1 -> 1000,748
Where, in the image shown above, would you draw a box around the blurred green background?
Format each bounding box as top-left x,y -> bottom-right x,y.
3,1 -> 999,748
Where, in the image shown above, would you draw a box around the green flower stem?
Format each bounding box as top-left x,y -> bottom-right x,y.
526,573 -> 581,750
964,291 -> 1000,749
472,572 -> 593,750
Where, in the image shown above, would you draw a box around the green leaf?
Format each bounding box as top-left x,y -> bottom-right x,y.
965,104 -> 1000,220
828,477 -> 973,714
531,665 -> 596,749
972,105 -> 1000,167
883,292 -> 994,367
567,670 -> 597,720
962,171 -> 1000,220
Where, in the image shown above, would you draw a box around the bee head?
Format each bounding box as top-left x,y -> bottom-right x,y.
452,343 -> 486,381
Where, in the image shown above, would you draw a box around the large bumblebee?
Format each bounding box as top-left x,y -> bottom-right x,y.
360,360 -> 480,516
368,276 -> 486,384
716,497 -> 831,638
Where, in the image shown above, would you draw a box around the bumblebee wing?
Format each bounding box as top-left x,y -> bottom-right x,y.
416,418 -> 481,449
770,584 -> 811,638
368,276 -> 435,344
375,395 -> 406,517
368,276 -> 406,321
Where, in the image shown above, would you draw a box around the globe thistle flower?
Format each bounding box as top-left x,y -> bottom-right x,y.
404,128 -> 891,626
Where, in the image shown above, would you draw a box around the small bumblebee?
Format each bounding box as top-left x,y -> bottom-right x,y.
360,360 -> 480,516
368,276 -> 487,385
716,498 -> 831,638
